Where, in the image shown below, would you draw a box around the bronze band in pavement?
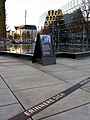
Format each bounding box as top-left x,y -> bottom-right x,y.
8,77 -> 90,120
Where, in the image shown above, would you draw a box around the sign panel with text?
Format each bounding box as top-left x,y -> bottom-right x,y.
32,34 -> 56,65
40,35 -> 56,65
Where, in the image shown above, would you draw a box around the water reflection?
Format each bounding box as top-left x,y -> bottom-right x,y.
8,43 -> 35,54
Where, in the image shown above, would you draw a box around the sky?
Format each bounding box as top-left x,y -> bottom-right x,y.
5,0 -> 71,30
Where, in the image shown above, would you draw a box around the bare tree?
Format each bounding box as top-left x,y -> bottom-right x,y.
81,0 -> 90,50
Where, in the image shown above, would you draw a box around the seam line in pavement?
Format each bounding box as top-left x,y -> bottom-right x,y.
0,61 -> 23,63
13,82 -> 65,92
3,72 -> 43,79
82,86 -> 90,88
0,87 -> 8,89
23,62 -> 90,94
80,87 -> 90,93
22,61 -> 90,94
0,75 -> 34,120
0,75 -> 26,111
22,61 -> 89,89
23,61 -> 89,96
22,61 -> 65,82
0,102 -> 19,108
38,102 -> 90,120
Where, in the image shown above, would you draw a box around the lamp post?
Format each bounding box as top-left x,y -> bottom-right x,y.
52,21 -> 54,45
25,10 -> 27,40
25,9 -> 27,25
57,22 -> 60,52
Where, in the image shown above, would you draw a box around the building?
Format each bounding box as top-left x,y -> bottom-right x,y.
38,9 -> 63,34
38,0 -> 90,52
14,25 -> 37,41
38,9 -> 63,52
60,0 -> 90,52
0,0 -> 6,41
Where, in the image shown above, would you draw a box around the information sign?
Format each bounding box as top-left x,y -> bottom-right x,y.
32,33 -> 56,65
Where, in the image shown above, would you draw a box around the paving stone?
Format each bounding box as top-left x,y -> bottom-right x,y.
57,58 -> 90,67
0,89 -> 18,106
33,89 -> 90,120
4,73 -> 63,91
0,56 -> 90,120
0,65 -> 43,78
49,69 -> 85,80
0,64 -> 42,72
0,103 -> 24,120
0,77 -> 7,89
14,82 -> 70,109
63,76 -> 90,85
0,61 -> 25,66
43,103 -> 90,120
14,83 -> 90,119
0,58 -> 20,63
63,76 -> 90,93
84,71 -> 90,77
27,62 -> 74,72
82,87 -> 90,93
76,65 -> 90,72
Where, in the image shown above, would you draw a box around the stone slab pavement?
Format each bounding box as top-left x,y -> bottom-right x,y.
0,56 -> 90,120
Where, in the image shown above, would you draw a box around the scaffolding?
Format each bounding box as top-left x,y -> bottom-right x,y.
59,0 -> 90,52
39,0 -> 90,53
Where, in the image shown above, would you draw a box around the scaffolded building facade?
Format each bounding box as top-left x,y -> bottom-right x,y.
38,0 -> 90,52
60,0 -> 90,52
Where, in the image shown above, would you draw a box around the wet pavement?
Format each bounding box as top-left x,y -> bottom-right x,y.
0,56 -> 90,120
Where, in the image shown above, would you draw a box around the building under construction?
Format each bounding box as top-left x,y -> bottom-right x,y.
38,0 -> 90,53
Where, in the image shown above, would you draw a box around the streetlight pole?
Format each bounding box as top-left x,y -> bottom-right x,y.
57,22 -> 60,52
25,10 -> 27,40
25,9 -> 27,25
52,21 -> 55,50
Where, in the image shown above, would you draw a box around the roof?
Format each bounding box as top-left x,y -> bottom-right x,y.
14,25 -> 37,30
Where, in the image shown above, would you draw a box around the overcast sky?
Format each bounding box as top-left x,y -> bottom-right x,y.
5,0 -> 71,30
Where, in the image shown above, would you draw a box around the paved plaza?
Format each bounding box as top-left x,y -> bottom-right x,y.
0,55 -> 90,120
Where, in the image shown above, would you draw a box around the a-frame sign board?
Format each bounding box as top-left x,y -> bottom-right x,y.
32,33 -> 56,65
32,33 -> 42,64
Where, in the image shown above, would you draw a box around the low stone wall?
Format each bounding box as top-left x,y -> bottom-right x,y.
0,51 -> 90,59
55,51 -> 90,59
